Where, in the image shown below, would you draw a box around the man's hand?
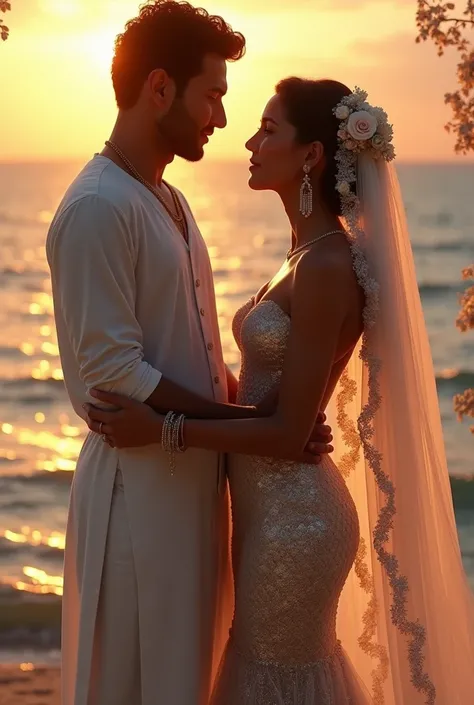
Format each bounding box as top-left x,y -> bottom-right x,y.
304,412 -> 334,462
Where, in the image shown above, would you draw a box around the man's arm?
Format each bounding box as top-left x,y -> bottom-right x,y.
48,196 -> 258,420
48,196 -> 162,403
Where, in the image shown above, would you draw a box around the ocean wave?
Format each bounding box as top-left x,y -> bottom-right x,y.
0,471 -> 73,487
0,377 -> 64,390
451,476 -> 474,511
0,596 -> 61,649
0,347 -> 28,360
0,537 -> 63,560
0,500 -> 38,511
417,212 -> 454,228
0,477 -> 471,641
435,370 -> 474,392
0,456 -> 24,466
413,239 -> 474,253
0,394 -> 58,406
0,267 -> 46,278
418,282 -> 461,297
0,377 -> 64,405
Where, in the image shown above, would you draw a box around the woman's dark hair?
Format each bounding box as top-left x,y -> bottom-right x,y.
112,0 -> 246,109
276,78 -> 352,216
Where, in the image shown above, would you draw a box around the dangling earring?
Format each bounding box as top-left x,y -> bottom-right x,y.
299,164 -> 313,218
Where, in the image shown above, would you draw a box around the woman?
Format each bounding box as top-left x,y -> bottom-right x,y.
85,79 -> 474,704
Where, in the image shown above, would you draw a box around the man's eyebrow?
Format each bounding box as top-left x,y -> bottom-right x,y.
262,117 -> 278,126
210,86 -> 227,96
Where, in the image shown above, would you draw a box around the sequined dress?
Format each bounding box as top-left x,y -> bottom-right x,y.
210,298 -> 371,705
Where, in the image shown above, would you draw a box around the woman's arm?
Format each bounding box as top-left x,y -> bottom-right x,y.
181,251 -> 351,459
84,251 -> 348,461
225,365 -> 239,405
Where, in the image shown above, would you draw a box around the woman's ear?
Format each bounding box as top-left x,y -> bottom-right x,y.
305,140 -> 324,170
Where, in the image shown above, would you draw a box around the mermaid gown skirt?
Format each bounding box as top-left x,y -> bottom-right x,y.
210,299 -> 371,705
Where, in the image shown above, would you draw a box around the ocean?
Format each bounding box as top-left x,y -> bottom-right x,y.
0,158 -> 473,662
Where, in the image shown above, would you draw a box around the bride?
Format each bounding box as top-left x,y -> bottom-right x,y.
85,78 -> 474,703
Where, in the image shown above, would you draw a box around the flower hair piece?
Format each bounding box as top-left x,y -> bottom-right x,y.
334,86 -> 395,205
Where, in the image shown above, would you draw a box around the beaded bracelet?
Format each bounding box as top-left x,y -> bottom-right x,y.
161,411 -> 187,475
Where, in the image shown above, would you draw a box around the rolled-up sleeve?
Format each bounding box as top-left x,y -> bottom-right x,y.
48,195 -> 162,401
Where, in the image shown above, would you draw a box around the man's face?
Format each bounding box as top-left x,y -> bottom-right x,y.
159,53 -> 228,162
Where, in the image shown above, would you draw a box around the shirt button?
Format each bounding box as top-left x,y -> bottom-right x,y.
195,279 -> 201,287
200,308 -> 205,316
207,342 -> 213,351
214,376 -> 220,384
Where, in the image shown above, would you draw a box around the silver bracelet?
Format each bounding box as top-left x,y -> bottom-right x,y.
161,411 -> 186,475
162,411 -> 174,451
177,414 -> 186,453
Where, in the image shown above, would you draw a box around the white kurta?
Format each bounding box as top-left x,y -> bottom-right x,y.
46,156 -> 234,705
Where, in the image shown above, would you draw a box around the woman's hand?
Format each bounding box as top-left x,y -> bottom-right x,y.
83,390 -> 161,448
258,391 -> 333,460
305,411 -> 334,460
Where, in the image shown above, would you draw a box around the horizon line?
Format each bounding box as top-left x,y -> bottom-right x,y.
1,156 -> 474,166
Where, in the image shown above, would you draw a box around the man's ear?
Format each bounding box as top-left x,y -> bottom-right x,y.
148,68 -> 176,110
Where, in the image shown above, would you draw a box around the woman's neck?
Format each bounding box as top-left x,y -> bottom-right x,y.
281,187 -> 342,252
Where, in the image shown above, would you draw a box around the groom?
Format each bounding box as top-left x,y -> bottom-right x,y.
46,2 -> 333,704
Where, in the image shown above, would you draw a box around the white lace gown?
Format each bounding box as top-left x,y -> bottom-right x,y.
210,298 -> 371,705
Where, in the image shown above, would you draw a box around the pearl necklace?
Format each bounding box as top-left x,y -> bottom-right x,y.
286,229 -> 346,260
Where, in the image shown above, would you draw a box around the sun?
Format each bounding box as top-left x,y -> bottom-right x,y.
40,0 -> 81,17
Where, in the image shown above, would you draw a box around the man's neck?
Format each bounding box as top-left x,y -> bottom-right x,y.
101,114 -> 173,187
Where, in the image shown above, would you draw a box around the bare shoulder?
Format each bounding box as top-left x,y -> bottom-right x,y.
293,234 -> 356,299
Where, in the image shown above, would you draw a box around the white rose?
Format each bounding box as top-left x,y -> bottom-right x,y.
371,134 -> 385,150
336,181 -> 351,196
335,105 -> 350,120
347,110 -> 378,141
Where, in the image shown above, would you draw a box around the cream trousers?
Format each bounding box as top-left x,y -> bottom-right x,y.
88,470 -> 141,705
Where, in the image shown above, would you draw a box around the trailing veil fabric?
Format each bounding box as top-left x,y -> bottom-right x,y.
326,152 -> 474,704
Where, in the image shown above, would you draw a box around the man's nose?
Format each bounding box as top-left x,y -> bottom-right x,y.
213,102 -> 227,130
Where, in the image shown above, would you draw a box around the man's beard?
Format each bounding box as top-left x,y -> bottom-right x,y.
158,100 -> 205,162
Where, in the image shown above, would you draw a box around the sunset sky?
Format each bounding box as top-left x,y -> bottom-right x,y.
2,0 -> 473,162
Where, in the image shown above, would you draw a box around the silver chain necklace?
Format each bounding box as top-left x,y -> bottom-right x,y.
286,229 -> 346,260
104,140 -> 187,235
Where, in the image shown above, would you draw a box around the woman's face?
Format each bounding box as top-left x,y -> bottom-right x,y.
245,94 -> 309,193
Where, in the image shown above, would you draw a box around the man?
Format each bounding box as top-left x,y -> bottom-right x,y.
46,2 -> 332,704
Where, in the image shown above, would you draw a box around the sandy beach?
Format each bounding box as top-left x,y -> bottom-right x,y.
0,664 -> 60,705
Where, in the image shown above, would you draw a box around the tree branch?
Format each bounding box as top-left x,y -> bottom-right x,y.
416,1 -> 474,153
1,0 -> 11,41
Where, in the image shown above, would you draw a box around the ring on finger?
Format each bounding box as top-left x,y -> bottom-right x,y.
99,421 -> 104,435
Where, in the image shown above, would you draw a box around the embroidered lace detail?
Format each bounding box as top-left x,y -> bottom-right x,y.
335,369 -> 360,479
334,88 -> 437,705
336,368 -> 388,705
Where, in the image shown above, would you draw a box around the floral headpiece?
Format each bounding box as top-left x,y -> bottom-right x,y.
333,87 -> 395,202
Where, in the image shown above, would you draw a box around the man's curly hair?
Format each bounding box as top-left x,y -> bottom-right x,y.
112,1 -> 246,109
